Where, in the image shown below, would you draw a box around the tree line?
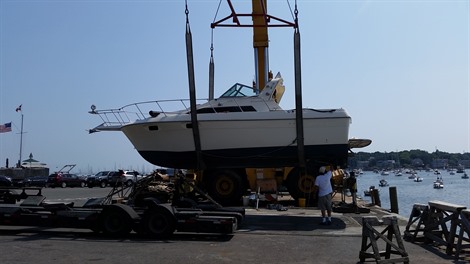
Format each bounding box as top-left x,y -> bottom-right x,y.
349,149 -> 470,169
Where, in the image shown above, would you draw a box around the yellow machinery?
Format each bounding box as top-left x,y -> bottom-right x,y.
196,0 -> 339,205
196,1 -> 369,206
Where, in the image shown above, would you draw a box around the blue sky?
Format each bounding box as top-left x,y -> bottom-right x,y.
0,0 -> 469,174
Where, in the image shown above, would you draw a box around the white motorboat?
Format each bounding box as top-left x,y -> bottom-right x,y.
364,185 -> 377,196
433,176 -> 444,189
414,176 -> 423,182
379,179 -> 389,187
381,170 -> 390,176
89,74 -> 354,169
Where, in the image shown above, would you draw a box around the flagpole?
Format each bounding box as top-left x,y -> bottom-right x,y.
18,112 -> 23,167
16,104 -> 23,168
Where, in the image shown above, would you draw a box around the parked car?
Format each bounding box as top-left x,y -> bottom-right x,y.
109,170 -> 143,187
156,168 -> 183,177
47,173 -> 87,188
87,171 -> 119,188
0,176 -> 13,187
22,176 -> 48,187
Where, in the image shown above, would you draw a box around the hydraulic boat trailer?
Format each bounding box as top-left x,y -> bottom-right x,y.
0,176 -> 244,238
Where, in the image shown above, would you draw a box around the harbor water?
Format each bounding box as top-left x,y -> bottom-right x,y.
355,170 -> 470,219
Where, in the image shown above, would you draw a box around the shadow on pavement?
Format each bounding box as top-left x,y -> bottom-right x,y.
0,227 -> 235,243
240,215 -> 346,231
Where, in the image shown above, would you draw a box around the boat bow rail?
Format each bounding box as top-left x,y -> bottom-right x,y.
89,76 -> 286,133
89,99 -> 204,132
88,96 -> 280,133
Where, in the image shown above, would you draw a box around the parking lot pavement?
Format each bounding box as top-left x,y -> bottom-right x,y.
0,188 -> 465,263
0,205 -> 461,264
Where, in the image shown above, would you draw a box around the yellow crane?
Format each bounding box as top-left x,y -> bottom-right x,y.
199,0 -> 316,205
195,1 -> 370,205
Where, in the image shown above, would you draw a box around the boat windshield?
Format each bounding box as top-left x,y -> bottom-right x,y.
219,83 -> 256,98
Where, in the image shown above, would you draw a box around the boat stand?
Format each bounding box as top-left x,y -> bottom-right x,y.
359,216 -> 409,264
425,201 -> 466,256
403,203 -> 429,242
455,209 -> 470,260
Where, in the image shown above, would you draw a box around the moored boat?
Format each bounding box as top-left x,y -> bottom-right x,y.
433,176 -> 444,189
379,179 -> 389,187
364,185 -> 377,196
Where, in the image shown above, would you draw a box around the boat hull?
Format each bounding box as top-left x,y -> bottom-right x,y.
121,110 -> 351,169
138,143 -> 349,169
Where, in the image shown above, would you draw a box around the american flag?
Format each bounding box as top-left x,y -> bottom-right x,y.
0,122 -> 12,133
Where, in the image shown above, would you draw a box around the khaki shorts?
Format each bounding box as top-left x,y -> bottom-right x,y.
318,193 -> 332,211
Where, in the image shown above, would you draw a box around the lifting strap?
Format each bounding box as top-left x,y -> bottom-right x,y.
208,1 -> 222,100
293,6 -> 306,172
208,34 -> 215,100
185,2 -> 205,170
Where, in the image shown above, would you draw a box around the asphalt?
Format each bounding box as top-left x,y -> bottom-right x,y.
237,194 -> 470,264
0,189 -> 468,263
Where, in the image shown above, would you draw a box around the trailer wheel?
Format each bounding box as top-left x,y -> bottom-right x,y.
100,206 -> 133,236
141,207 -> 176,238
206,170 -> 244,206
99,181 -> 107,188
287,165 -> 319,205
61,182 -> 67,188
80,182 -> 86,188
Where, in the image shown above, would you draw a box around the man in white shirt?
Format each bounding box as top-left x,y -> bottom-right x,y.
314,166 -> 333,225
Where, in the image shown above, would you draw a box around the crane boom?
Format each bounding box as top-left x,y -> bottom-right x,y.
252,0 -> 269,91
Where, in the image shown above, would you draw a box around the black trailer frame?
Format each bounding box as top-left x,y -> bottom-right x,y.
0,187 -> 242,238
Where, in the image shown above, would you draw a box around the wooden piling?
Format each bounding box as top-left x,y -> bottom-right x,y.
390,186 -> 399,214
371,188 -> 381,207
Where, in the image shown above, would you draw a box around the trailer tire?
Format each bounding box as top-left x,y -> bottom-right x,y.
287,165 -> 319,205
205,169 -> 244,206
61,182 -> 67,188
141,206 -> 176,238
100,205 -> 134,236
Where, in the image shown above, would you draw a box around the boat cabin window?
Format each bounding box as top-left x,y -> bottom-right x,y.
219,83 -> 256,98
196,105 -> 256,114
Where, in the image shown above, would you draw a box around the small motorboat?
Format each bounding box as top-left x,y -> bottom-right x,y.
462,173 -> 469,179
379,179 -> 389,187
414,176 -> 423,182
364,185 -> 376,196
433,177 -> 444,189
